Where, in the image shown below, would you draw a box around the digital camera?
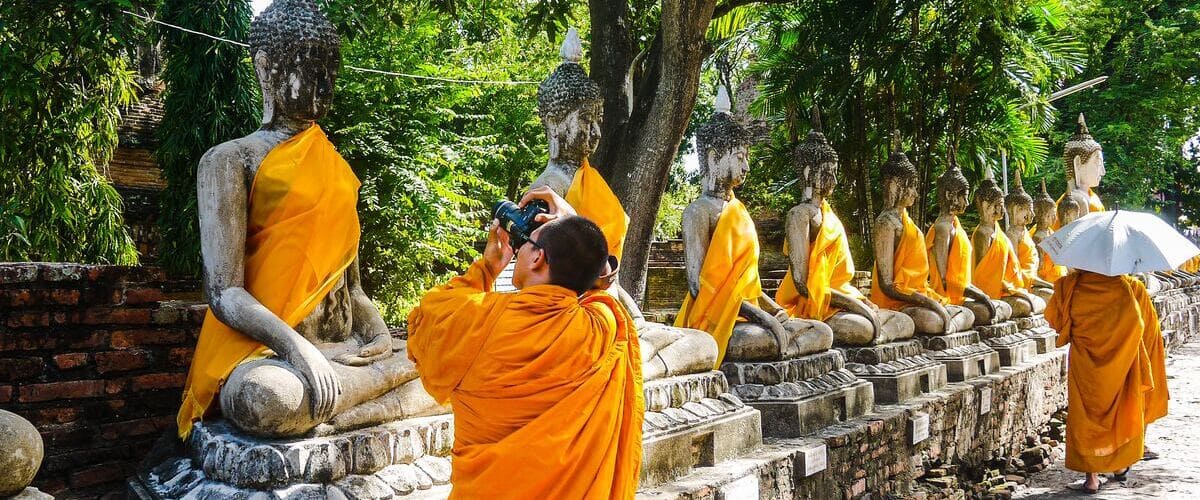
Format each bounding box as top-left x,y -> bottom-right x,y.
492,199 -> 550,249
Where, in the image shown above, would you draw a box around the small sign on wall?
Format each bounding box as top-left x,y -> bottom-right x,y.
979,387 -> 993,415
909,412 -> 930,444
798,442 -> 828,477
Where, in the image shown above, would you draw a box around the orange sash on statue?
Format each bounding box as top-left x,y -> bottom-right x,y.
1014,230 -> 1040,287
776,201 -> 862,320
1053,188 -> 1105,230
675,197 -> 761,366
176,125 -> 361,440
926,216 -> 972,305
871,208 -> 947,310
566,158 -> 629,260
971,223 -> 1024,299
1048,272 -> 1151,473
407,261 -> 643,499
1032,224 -> 1069,282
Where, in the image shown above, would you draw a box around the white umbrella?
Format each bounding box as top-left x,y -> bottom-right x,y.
1038,210 -> 1200,276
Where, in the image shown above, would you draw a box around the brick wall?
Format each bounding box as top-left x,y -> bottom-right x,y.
0,263 -> 203,498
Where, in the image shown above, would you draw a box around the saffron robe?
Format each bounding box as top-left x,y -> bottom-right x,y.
1134,277 -> 1169,424
1013,230 -> 1040,287
776,201 -> 863,320
407,260 -> 644,499
971,223 -> 1024,299
566,158 -> 629,260
1032,225 -> 1069,283
926,216 -> 972,305
675,197 -> 762,366
1047,272 -> 1151,473
871,208 -> 948,310
176,125 -> 361,440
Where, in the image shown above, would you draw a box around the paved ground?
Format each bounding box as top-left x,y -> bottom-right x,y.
1013,341 -> 1200,499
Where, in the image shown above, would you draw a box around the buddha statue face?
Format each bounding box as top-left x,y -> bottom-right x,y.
880,149 -> 919,210
1009,198 -> 1033,226
936,165 -> 970,216
543,105 -> 602,163
1074,150 -> 1105,189
696,86 -> 752,194
1005,173 -> 1035,227
1063,113 -> 1105,189
704,145 -> 750,192
538,28 -> 603,164
795,127 -> 839,200
975,179 -> 1006,223
249,0 -> 341,125
1034,182 -> 1057,230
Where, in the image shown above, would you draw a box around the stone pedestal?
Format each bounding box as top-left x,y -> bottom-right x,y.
1014,315 -> 1057,354
641,371 -> 762,487
129,415 -> 454,499
915,331 -> 1000,382
720,350 -> 874,438
976,321 -> 1037,367
840,340 -> 947,404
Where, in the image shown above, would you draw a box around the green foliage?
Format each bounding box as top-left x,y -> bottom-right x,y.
156,0 -> 260,277
0,1 -> 142,264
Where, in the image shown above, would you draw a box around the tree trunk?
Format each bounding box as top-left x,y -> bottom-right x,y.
590,0 -> 718,302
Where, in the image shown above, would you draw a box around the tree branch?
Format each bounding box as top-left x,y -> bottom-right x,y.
712,0 -> 787,20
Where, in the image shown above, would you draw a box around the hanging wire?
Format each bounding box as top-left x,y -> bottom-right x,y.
122,9 -> 540,86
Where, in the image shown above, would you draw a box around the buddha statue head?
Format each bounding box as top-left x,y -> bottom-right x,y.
880,132 -> 919,210
1033,180 -> 1057,231
537,28 -> 603,164
249,0 -> 341,126
936,160 -> 970,216
697,86 -> 752,194
1004,168 -> 1034,227
794,105 -> 838,201
1063,113 -> 1105,190
975,168 -> 1006,224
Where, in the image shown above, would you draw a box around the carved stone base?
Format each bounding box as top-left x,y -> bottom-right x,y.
7,488 -> 52,500
720,351 -> 875,438
641,371 -> 762,487
130,415 -> 454,499
839,339 -> 948,404
914,331 -> 1000,382
977,321 -> 1038,367
1014,315 -> 1058,354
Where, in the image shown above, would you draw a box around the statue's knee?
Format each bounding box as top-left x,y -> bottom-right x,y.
828,313 -> 874,346
726,322 -> 777,362
1004,297 -> 1032,317
221,360 -> 310,436
952,306 -> 975,331
903,307 -> 940,335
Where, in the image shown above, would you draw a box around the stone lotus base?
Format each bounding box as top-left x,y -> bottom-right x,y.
976,321 -> 1038,367
129,415 -> 454,499
640,371 -> 763,487
721,351 -> 875,437
1014,315 -> 1058,354
915,331 -> 1000,382
840,339 -> 948,404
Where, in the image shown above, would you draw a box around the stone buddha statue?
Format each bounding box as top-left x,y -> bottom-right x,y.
1031,180 -> 1068,283
927,161 -> 1011,325
870,136 -> 975,335
1004,169 -> 1055,300
970,169 -> 1046,318
528,29 -> 717,380
1057,113 -> 1106,227
679,87 -> 833,364
184,0 -> 443,439
778,107 -> 914,346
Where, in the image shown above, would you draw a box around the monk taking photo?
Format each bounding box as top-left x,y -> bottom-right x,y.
406,186 -> 644,499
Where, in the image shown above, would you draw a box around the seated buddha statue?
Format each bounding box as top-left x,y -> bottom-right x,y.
1031,180 -> 1068,283
870,135 -> 975,335
1004,169 -> 1055,301
926,161 -> 1011,325
971,169 -> 1046,318
179,0 -> 443,440
527,29 -> 717,380
1057,113 -> 1106,227
678,87 -> 833,365
776,107 -> 914,346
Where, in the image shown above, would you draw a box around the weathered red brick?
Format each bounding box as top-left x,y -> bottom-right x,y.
82,307 -> 153,325
0,356 -> 45,381
1,289 -> 34,307
6,311 -> 50,328
48,289 -> 81,306
100,416 -> 171,440
110,328 -> 185,348
33,406 -> 82,425
19,380 -> 103,402
94,349 -> 153,374
52,353 -> 90,370
131,373 -> 185,392
69,461 -> 133,488
65,331 -> 109,350
124,287 -> 165,305
0,385 -> 12,403
105,379 -> 128,396
167,347 -> 195,366
41,264 -> 86,282
0,263 -> 39,283
151,307 -> 188,325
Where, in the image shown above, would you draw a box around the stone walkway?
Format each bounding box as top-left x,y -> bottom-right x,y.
1013,341 -> 1200,499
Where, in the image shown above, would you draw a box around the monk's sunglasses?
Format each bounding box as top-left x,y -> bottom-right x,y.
516,238 -> 545,255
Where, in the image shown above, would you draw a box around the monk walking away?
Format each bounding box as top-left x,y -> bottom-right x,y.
1046,270 -> 1167,494
407,189 -> 644,499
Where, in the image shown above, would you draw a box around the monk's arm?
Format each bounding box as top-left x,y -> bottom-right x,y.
785,207 -> 812,297
197,144 -> 341,420
681,203 -> 711,298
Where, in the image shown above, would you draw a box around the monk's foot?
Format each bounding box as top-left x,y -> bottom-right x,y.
1143,448 -> 1160,461
1084,473 -> 1101,493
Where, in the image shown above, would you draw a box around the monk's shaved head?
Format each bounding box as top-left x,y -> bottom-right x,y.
536,216 -> 609,295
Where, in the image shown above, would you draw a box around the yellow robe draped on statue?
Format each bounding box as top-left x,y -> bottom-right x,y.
776,201 -> 862,320
407,260 -> 644,499
1032,224 -> 1069,283
566,158 -> 629,260
1053,189 -> 1105,230
972,223 -> 1024,299
871,208 -> 948,310
176,125 -> 361,440
675,197 -> 761,366
926,216 -> 972,305
1047,272 -> 1151,473
1014,230 -> 1040,287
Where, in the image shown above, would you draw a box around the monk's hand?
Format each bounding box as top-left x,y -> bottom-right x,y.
333,332 -> 392,366
483,219 -> 514,276
287,341 -> 341,422
519,186 -> 577,221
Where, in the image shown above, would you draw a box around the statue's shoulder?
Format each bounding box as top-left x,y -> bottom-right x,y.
874,209 -> 902,230
930,215 -> 953,235
787,202 -> 820,222
199,134 -> 272,174
682,196 -> 724,229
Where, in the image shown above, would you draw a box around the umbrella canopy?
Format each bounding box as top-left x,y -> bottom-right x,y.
1038,210 -> 1200,276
